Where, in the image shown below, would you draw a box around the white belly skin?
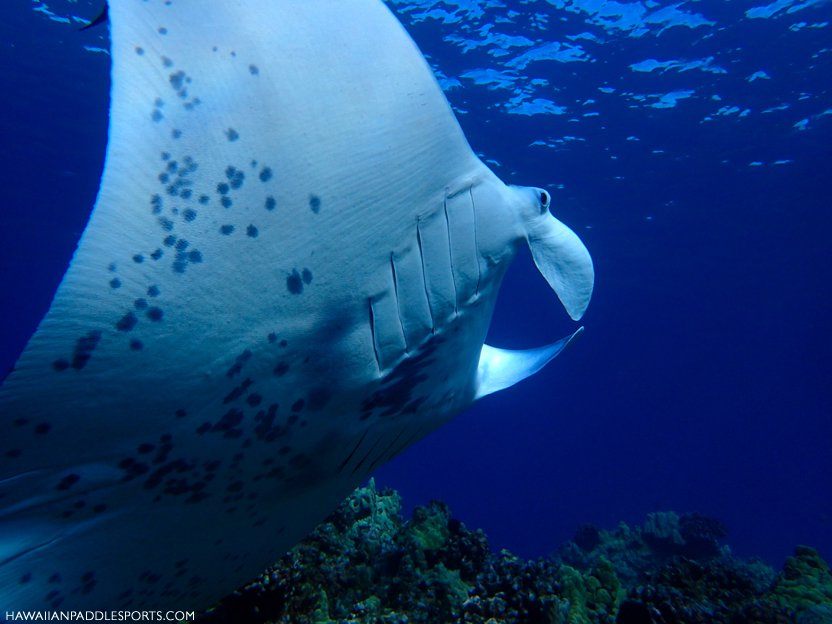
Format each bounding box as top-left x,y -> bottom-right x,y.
0,173 -> 522,610
0,0 -> 588,610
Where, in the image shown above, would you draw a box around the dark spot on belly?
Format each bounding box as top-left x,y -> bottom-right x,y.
309,195 -> 321,213
273,362 -> 289,377
116,312 -> 138,332
226,167 -> 244,189
361,339 -> 440,419
226,351 -> 252,378
246,393 -> 262,407
307,387 -> 332,410
223,379 -> 253,405
286,270 -> 303,294
70,331 -> 101,370
169,70 -> 184,90
56,474 -> 80,491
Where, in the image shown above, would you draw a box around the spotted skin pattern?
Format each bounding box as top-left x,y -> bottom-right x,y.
0,0 -> 592,612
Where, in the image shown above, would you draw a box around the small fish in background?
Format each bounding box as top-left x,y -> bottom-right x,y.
0,0 -> 592,610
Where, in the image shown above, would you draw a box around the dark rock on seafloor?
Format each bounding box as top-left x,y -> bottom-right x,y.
200,480 -> 832,623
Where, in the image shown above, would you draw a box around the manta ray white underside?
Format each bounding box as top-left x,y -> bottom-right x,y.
0,0 -> 593,610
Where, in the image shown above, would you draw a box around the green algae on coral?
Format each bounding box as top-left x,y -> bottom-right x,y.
553,558 -> 620,624
770,546 -> 832,614
408,503 -> 452,551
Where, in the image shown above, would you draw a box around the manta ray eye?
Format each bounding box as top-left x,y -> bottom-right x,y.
539,190 -> 550,213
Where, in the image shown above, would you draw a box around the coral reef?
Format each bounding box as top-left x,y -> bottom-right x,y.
767,546 -> 832,622
201,481 -> 832,623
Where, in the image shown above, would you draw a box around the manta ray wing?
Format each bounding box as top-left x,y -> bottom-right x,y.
1,0 -> 596,610
0,0 -> 489,609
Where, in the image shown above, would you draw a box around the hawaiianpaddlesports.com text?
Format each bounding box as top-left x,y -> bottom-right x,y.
4,611 -> 196,622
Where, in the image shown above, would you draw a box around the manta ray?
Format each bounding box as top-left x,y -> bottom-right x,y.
0,0 -> 593,610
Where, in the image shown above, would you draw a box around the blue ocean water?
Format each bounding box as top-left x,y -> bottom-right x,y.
1,0 -> 830,575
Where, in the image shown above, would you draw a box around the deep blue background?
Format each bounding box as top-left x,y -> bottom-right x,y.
1,1 -> 830,568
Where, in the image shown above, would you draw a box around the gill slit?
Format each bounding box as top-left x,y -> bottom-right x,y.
469,186 -> 482,296
368,298 -> 381,372
443,197 -> 459,314
416,218 -> 436,334
367,427 -> 408,474
390,253 -> 409,353
386,425 -> 426,464
338,429 -> 369,473
352,434 -> 384,474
